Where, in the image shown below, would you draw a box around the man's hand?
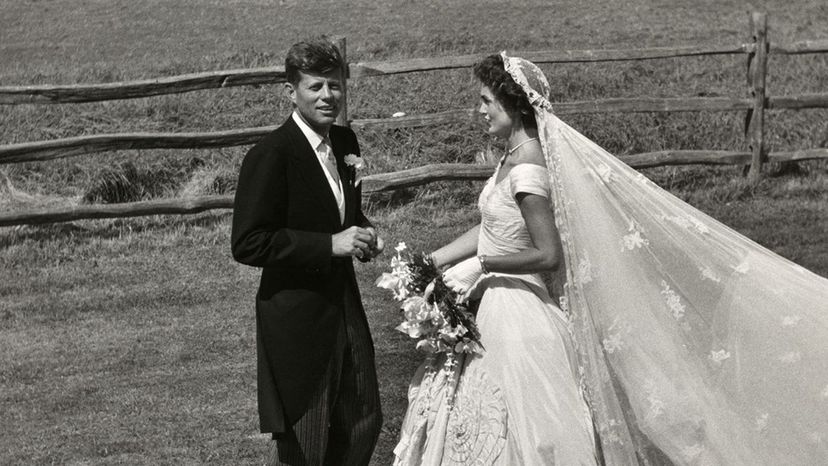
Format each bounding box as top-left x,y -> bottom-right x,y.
365,227 -> 385,260
332,226 -> 374,259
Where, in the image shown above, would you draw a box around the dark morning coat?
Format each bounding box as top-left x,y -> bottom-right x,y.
230,116 -> 373,434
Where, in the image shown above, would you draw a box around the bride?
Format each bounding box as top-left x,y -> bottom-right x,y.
393,53 -> 828,465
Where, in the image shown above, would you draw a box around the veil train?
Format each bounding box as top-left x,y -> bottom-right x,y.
502,52 -> 828,465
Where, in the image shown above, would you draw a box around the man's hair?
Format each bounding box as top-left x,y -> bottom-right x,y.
472,54 -> 536,129
285,36 -> 344,85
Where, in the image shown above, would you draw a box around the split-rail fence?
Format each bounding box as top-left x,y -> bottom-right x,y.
1,12 -> 827,227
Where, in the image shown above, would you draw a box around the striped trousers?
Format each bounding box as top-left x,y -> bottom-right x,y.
268,288 -> 382,466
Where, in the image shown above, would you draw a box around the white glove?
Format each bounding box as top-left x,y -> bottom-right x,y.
442,256 -> 484,295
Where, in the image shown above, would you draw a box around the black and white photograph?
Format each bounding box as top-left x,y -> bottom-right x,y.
1,1 -> 827,464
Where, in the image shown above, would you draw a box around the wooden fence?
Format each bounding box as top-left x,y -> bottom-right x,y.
1,12 -> 827,227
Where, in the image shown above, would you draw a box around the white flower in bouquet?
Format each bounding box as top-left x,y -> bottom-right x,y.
375,243 -> 413,300
377,240 -> 484,366
439,322 -> 468,341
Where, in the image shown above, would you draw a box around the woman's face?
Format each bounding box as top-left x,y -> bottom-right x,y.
478,84 -> 515,139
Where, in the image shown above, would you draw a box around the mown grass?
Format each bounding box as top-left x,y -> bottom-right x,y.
2,0 -> 828,464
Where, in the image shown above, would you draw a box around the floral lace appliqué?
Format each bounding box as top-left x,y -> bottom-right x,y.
642,379 -> 665,422
660,280 -> 686,319
596,162 -> 613,183
688,216 -> 710,234
661,214 -> 710,235
735,260 -> 751,274
596,418 -> 625,445
709,349 -> 731,365
621,220 -> 649,252
682,443 -> 705,461
778,351 -> 802,364
634,172 -> 653,186
602,332 -> 624,354
781,315 -> 802,327
602,318 -> 631,354
700,266 -> 721,283
501,51 -> 554,112
755,413 -> 769,432
574,251 -> 594,285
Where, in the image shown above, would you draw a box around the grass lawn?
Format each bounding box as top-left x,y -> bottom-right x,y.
1,0 -> 827,464
2,176 -> 826,464
0,199 -> 479,464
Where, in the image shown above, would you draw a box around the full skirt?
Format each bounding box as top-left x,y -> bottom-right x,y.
393,276 -> 597,465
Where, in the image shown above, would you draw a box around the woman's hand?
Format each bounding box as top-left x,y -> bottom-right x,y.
443,256 -> 484,295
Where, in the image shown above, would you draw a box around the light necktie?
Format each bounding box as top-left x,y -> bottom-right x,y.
320,139 -> 340,189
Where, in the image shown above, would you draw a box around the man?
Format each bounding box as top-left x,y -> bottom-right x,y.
231,37 -> 384,465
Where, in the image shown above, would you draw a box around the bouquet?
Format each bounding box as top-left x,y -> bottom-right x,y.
376,242 -> 484,369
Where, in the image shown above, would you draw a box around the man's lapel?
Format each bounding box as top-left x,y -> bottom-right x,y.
284,118 -> 342,228
330,130 -> 356,227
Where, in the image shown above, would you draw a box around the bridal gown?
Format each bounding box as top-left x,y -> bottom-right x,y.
393,163 -> 598,465
393,52 -> 828,465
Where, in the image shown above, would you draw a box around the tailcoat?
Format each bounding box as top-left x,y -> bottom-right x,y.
231,116 -> 373,434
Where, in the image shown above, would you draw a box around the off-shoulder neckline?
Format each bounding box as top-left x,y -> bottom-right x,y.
493,161 -> 547,186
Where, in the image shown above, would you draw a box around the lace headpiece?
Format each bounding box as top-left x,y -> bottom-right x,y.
500,51 -> 554,112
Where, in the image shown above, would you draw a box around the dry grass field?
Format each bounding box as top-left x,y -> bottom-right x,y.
1,0 -> 827,464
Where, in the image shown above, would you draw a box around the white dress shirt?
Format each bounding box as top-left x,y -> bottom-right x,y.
292,111 -> 345,224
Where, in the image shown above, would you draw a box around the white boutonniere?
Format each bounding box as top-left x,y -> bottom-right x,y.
344,154 -> 365,170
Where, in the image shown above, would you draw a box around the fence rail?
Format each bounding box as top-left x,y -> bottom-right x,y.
5,92 -> 828,164
0,196 -> 233,227
3,39 -> 827,106
0,67 -> 287,105
1,12 -> 826,227
4,147 -> 828,227
770,39 -> 828,54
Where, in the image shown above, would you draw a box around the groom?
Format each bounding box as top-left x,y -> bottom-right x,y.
231,37 -> 384,465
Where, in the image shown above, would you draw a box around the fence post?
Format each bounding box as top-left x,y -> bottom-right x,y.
335,36 -> 349,128
745,11 -> 769,183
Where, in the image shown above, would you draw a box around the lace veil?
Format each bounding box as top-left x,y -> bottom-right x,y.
501,52 -> 828,465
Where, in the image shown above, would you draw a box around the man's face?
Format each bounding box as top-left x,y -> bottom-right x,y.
286,69 -> 343,133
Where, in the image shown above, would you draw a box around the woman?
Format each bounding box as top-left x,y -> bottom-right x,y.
395,53 -> 828,465
393,54 -> 598,465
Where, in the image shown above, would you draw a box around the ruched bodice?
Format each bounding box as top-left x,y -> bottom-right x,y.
477,162 -> 551,291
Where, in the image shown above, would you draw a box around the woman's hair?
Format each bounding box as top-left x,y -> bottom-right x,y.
473,54 -> 537,128
285,36 -> 344,84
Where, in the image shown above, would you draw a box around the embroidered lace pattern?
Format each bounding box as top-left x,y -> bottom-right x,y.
499,51 -> 828,465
